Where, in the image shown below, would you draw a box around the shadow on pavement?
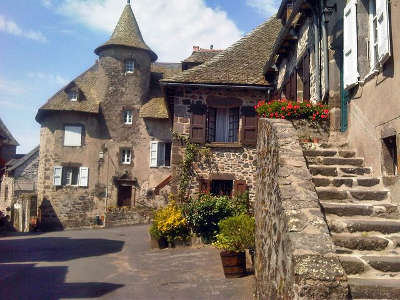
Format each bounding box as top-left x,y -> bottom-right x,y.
0,264 -> 123,300
0,237 -> 124,263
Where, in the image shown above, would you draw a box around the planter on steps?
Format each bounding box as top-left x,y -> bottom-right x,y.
220,251 -> 246,278
150,236 -> 168,249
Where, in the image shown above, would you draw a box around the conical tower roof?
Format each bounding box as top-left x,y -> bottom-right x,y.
95,3 -> 157,61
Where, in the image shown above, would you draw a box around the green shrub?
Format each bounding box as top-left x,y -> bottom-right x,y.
182,193 -> 250,243
213,214 -> 255,252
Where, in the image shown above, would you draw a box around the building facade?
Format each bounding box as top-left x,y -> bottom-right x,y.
0,118 -> 19,181
162,17 -> 281,202
35,3 -> 180,229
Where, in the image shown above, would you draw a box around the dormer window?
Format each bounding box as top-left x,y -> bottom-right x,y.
123,110 -> 133,124
69,90 -> 78,102
125,60 -> 134,73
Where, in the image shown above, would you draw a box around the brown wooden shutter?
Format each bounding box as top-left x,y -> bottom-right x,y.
303,51 -> 310,102
199,178 -> 211,194
241,115 -> 258,146
234,180 -> 248,196
190,113 -> 206,143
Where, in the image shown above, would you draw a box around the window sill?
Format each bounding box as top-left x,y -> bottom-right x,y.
150,166 -> 171,169
205,143 -> 242,148
362,69 -> 380,84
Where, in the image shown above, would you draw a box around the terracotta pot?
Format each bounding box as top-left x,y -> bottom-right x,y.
220,251 -> 246,278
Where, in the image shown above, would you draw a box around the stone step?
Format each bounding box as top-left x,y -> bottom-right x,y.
313,177 -> 381,188
316,188 -> 389,202
348,278 -> 400,299
339,167 -> 372,176
309,165 -> 338,177
330,218 -> 400,234
323,203 -> 397,218
339,256 -> 366,275
322,157 -> 364,167
332,234 -> 389,251
362,256 -> 400,272
338,150 -> 356,158
303,149 -> 338,157
350,190 -> 389,201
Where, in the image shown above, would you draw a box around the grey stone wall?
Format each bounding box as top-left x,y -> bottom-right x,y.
105,207 -> 152,227
171,86 -> 264,201
255,118 -> 348,299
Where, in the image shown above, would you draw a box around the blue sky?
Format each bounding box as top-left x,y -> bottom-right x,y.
0,0 -> 280,153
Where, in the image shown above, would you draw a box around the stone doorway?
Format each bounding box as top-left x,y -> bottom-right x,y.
117,186 -> 132,207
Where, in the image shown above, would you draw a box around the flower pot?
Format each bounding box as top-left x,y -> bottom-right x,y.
220,251 -> 246,278
150,237 -> 168,249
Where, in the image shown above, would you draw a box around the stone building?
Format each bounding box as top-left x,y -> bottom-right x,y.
35,3 -> 181,229
0,146 -> 39,232
0,117 -> 19,181
161,16 -> 281,201
182,46 -> 223,71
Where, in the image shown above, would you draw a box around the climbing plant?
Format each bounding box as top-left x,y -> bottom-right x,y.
172,132 -> 212,202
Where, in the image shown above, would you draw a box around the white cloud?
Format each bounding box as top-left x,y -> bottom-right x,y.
41,0 -> 53,8
27,72 -> 68,86
0,78 -> 27,96
0,99 -> 26,110
55,0 -> 242,62
246,0 -> 280,17
0,15 -> 47,43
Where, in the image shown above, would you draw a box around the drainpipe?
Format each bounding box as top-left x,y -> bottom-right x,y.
311,5 -> 321,102
321,0 -> 330,103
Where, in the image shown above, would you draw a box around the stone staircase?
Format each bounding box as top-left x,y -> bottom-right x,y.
303,143 -> 400,299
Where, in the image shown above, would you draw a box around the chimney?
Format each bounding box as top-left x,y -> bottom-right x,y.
210,45 -> 214,50
193,46 -> 200,52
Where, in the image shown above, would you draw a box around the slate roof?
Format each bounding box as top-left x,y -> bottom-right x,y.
0,117 -> 19,146
139,97 -> 169,119
6,146 -> 39,173
95,4 -> 157,61
182,50 -> 223,64
162,16 -> 282,86
36,64 -> 100,122
151,63 -> 182,78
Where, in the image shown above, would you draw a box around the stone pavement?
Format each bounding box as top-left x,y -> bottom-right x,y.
0,225 -> 254,300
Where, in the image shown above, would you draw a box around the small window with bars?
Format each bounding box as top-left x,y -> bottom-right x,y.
125,60 -> 134,73
121,149 -> 132,165
123,110 -> 133,125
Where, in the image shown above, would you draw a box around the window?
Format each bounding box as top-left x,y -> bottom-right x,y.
298,51 -> 310,102
207,108 -> 239,143
150,141 -> 172,167
369,0 -> 391,70
62,167 -> 79,186
123,110 -> 133,125
53,166 -> 89,187
64,125 -> 83,147
69,90 -> 78,102
125,60 -> 134,73
211,180 -> 233,196
121,149 -> 132,165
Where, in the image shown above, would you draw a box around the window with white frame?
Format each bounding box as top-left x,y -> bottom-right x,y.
369,0 -> 391,70
53,166 -> 89,187
69,90 -> 78,102
123,110 -> 133,124
64,125 -> 83,147
121,149 -> 132,165
125,60 -> 134,73
150,141 -> 171,167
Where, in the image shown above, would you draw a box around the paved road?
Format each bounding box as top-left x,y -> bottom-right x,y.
0,225 -> 254,300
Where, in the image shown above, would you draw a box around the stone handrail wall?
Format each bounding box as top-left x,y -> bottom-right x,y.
255,119 -> 348,299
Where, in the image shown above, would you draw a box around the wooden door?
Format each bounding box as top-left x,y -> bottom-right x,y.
118,186 -> 132,207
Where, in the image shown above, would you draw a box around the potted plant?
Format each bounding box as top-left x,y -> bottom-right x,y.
213,214 -> 255,278
149,222 -> 168,249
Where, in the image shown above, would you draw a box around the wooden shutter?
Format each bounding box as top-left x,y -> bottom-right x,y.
79,167 -> 89,187
53,166 -> 62,186
289,72 -> 297,101
208,108 -> 217,143
241,115 -> 258,146
377,0 -> 391,65
190,113 -> 206,144
150,141 -> 159,167
234,180 -> 248,196
64,125 -> 82,147
199,178 -> 211,194
343,0 -> 359,90
303,52 -> 310,102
